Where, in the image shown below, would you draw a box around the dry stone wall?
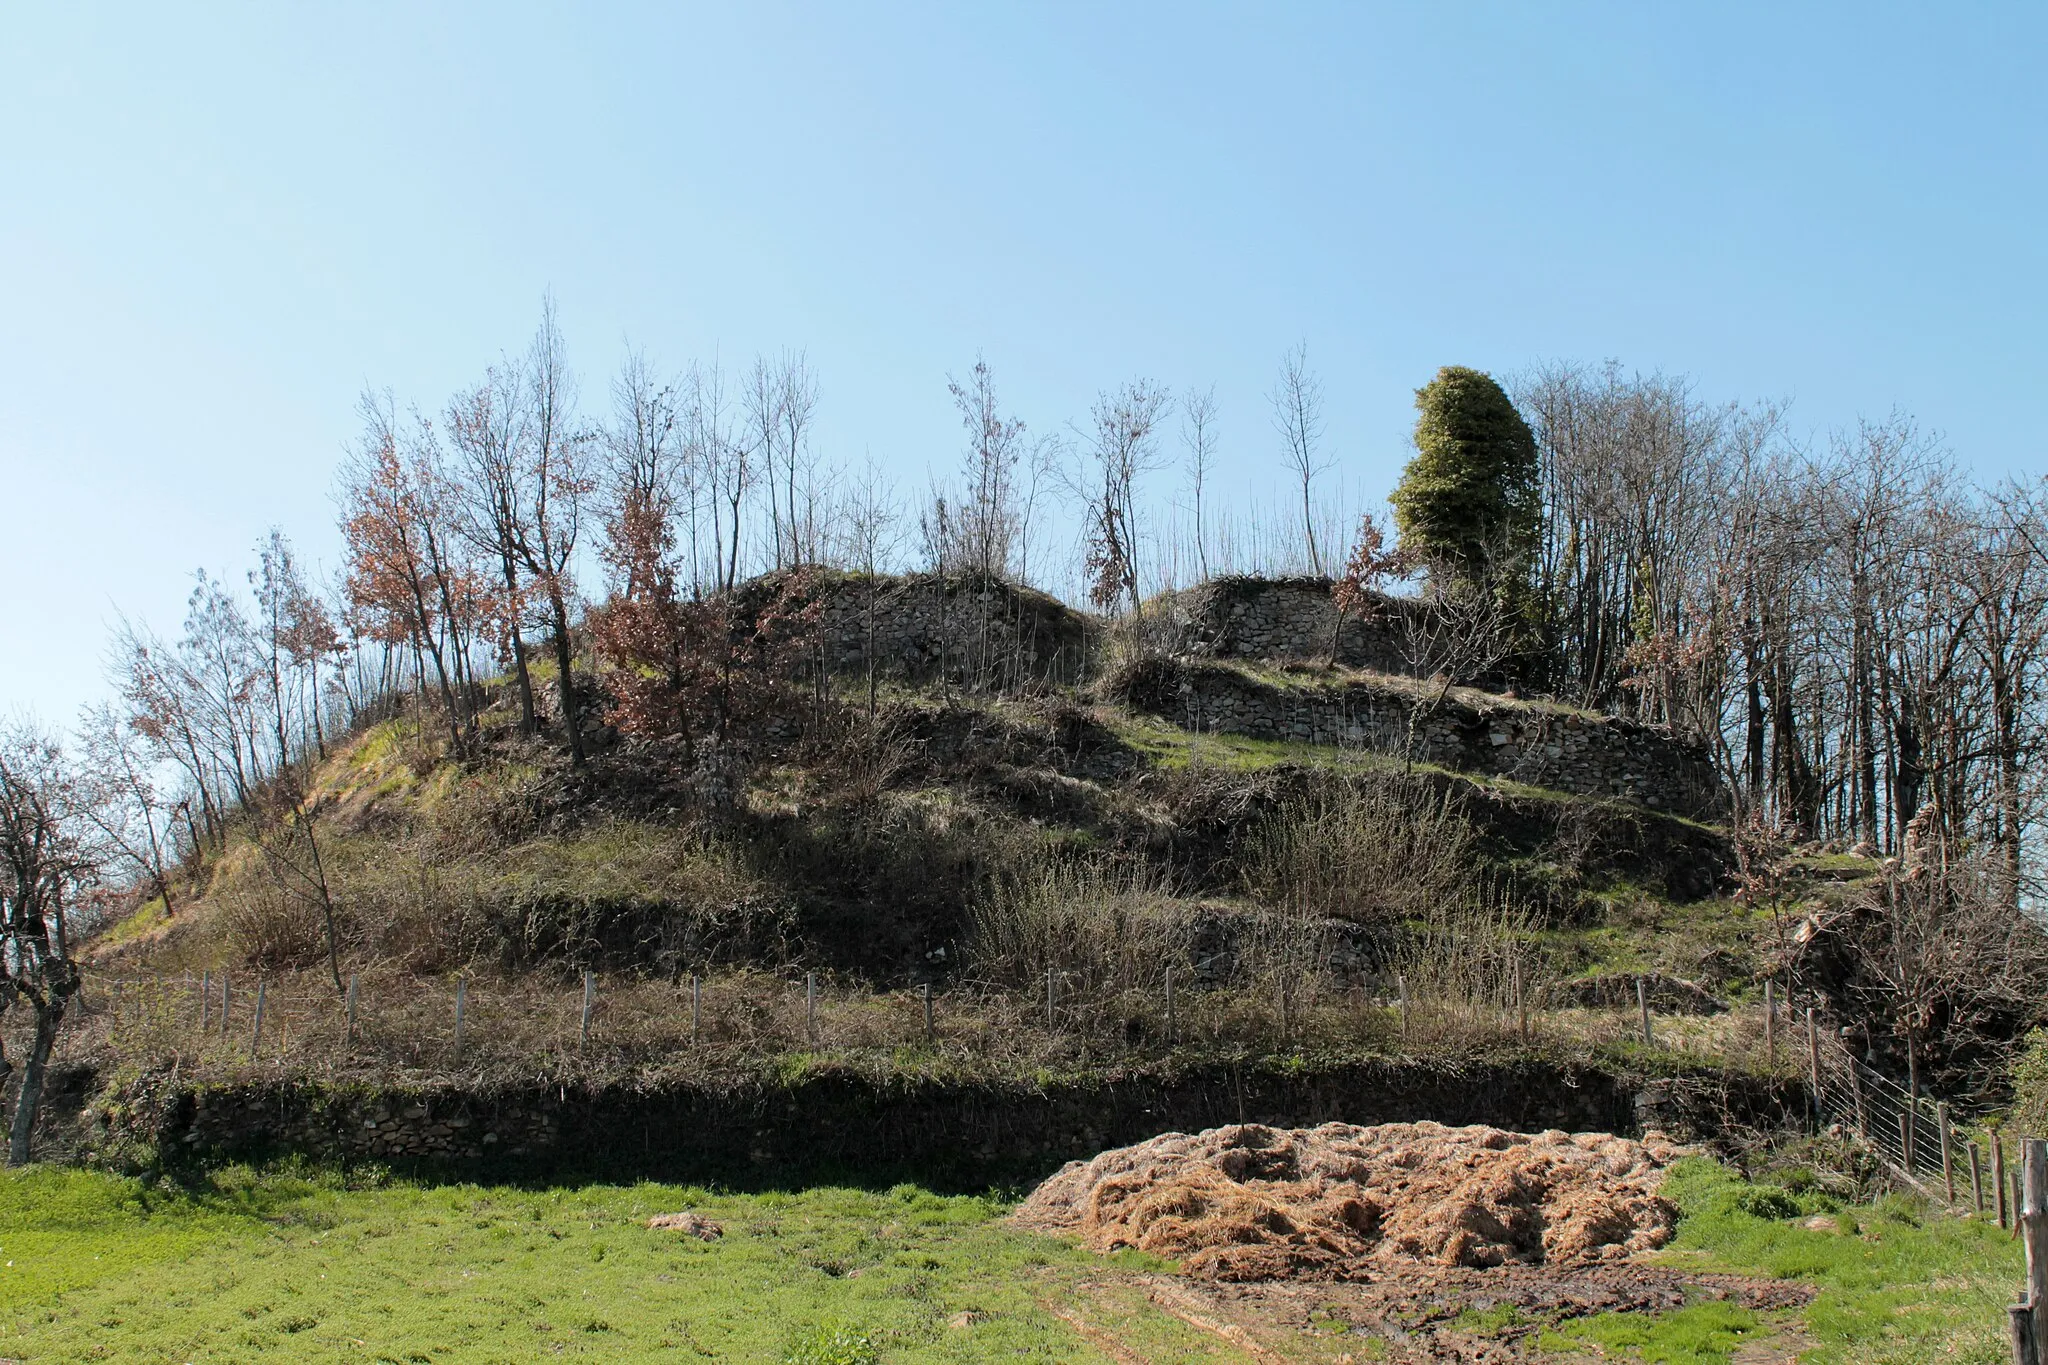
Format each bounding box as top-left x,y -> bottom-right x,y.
151,1085 -> 560,1162
1117,658 -> 1723,817
100,1058 -> 1797,1186
1159,576 -> 1433,676
736,570 -> 1094,689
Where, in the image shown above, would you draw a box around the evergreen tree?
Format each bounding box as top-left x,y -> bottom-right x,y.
1390,366 -> 1540,592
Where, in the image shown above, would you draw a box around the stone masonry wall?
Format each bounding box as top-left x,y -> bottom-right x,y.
736,570 -> 1094,689
102,1059 -> 1797,1187
1117,658 -> 1724,817
1160,576 -> 1433,675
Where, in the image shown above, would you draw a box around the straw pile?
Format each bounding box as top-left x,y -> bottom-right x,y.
1013,1121 -> 1682,1281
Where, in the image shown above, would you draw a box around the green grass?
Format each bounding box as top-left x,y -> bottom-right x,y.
0,1166 -> 1230,1364
1541,1299 -> 1765,1364
1543,1158 -> 2025,1365
93,895 -> 172,951
1105,710 -> 1450,780
3,1158 -> 2025,1362
1099,709 -> 1669,817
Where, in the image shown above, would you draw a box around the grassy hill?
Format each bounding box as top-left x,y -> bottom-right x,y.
65,625 -> 1888,1175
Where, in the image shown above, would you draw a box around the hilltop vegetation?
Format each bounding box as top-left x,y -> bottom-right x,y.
3,327 -> 2042,1179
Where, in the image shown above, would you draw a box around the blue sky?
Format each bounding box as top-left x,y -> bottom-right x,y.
4,3 -> 2043,722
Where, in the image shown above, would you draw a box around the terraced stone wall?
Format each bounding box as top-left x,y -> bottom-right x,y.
98,1057 -> 1796,1187
1117,658 -> 1724,817
735,570 -> 1095,689
1160,576 -> 1433,675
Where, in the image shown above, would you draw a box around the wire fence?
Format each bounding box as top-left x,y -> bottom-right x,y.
87,960 -> 2041,1224
69,959 -> 1783,1089
1804,1012 -> 2042,1223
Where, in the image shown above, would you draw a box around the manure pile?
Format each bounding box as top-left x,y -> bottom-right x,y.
1013,1121 -> 1682,1281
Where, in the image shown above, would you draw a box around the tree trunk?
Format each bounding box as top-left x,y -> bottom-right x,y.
8,1005 -> 62,1166
303,816 -> 346,999
311,670 -> 326,760
1894,709 -> 1924,844
491,551 -> 538,734
1853,588 -> 1879,850
548,588 -> 585,766
1991,651 -> 2024,914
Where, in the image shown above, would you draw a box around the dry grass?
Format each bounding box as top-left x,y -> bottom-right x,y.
203,814 -> 791,981
1239,774 -> 1478,924
70,953 -> 1796,1099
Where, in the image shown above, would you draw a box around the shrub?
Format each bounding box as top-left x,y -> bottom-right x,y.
969,857 -> 1195,995
1239,774 -> 1478,925
2012,1027 -> 2048,1134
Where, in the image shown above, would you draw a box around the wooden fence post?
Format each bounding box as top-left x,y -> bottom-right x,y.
1971,1140 -> 1983,1212
454,979 -> 467,1058
2016,1139 -> 2047,1365
221,971 -> 231,1037
1764,979 -> 1776,1068
1999,1137 -> 2011,1230
250,979 -> 267,1059
345,974 -> 359,1042
1164,967 -> 1175,1045
200,969 -> 211,1031
806,972 -> 818,1045
1899,1111 -> 1915,1176
1638,977 -> 1653,1047
1515,958 -> 1528,1041
690,975 -> 701,1045
1397,974 -> 1409,1038
922,982 -> 934,1045
1939,1103 -> 1955,1204
580,972 -> 595,1049
1900,1080 -> 1916,1170
1850,1058 -> 1868,1139
1806,1008 -> 1821,1128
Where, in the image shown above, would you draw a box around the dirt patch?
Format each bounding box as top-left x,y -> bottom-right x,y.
1159,1264 -> 1813,1362
1014,1121 -> 1685,1280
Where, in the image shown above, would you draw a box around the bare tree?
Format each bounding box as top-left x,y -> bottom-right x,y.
745,355 -> 787,570
513,299 -> 592,765
1180,384 -> 1219,581
1270,343 -> 1330,575
779,352 -> 820,566
111,616 -> 227,857
598,350 -> 685,601
692,358 -> 750,594
1967,481 -> 2048,913
340,391 -> 485,753
249,755 -> 346,998
1396,555 -> 1522,772
445,363 -> 541,734
931,358 -> 1025,581
250,530 -> 338,770
177,570 -> 263,810
1803,847 -> 2048,1095
835,456 -> 905,717
76,704 -> 180,917
1076,380 -> 1172,628
0,723 -> 96,1164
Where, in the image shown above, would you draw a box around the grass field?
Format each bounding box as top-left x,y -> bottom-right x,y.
0,1158 -> 2026,1363
0,1165 -> 1242,1364
1545,1158 -> 2027,1365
